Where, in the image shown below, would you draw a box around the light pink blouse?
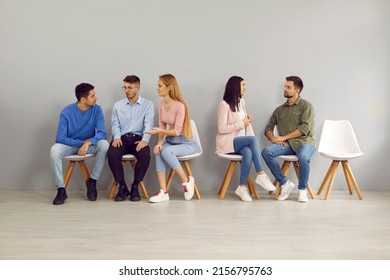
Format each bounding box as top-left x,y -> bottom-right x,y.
216,99 -> 254,154
159,100 -> 185,136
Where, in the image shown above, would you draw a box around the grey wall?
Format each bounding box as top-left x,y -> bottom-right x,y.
1,0 -> 389,193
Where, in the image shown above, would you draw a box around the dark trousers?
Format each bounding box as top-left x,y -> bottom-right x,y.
107,134 -> 151,187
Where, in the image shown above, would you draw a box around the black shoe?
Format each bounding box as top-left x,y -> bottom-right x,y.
114,185 -> 129,202
86,178 -> 97,201
53,187 -> 68,205
130,185 -> 141,202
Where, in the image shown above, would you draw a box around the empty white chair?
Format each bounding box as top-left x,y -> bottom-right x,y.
317,120 -> 364,200
165,119 -> 202,199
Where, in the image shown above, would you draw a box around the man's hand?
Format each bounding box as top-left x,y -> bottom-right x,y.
78,140 -> 91,156
272,136 -> 286,145
135,141 -> 148,152
112,139 -> 123,147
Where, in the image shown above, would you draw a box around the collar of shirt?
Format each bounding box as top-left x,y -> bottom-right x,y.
284,96 -> 302,107
125,96 -> 144,106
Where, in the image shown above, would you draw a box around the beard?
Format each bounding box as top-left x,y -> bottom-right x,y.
284,92 -> 293,98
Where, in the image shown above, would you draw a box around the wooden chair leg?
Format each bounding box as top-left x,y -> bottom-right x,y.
139,181 -> 149,199
324,161 -> 339,200
342,161 -> 363,200
341,161 -> 354,195
108,181 -> 117,200
307,184 -> 315,199
317,161 -> 337,195
247,176 -> 260,199
63,161 -> 75,188
166,169 -> 175,192
219,161 -> 236,199
79,161 -> 91,180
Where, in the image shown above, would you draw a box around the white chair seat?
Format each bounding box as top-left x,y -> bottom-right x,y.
177,152 -> 202,161
122,154 -> 136,161
319,152 -> 364,161
278,155 -> 299,161
216,152 -> 243,161
63,154 -> 95,162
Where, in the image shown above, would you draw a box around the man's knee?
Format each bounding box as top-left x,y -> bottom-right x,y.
107,145 -> 122,159
137,146 -> 151,161
261,146 -> 271,158
50,144 -> 63,159
97,140 -> 109,153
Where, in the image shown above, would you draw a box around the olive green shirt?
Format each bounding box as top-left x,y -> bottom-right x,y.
264,96 -> 316,151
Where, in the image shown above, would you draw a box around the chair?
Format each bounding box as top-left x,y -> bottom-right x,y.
317,120 -> 364,200
270,126 -> 316,200
63,154 -> 95,188
165,119 -> 202,199
107,154 -> 149,199
216,153 -> 260,200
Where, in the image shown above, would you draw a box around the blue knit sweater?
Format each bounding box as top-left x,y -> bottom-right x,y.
55,103 -> 106,147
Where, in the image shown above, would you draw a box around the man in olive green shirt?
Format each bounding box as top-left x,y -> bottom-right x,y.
262,76 -> 316,203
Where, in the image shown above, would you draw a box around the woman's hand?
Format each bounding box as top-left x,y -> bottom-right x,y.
243,114 -> 253,127
153,143 -> 163,155
145,127 -> 162,135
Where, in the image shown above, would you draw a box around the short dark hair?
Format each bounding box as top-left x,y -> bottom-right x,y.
123,75 -> 140,85
223,76 -> 244,112
286,76 -> 304,93
75,83 -> 94,101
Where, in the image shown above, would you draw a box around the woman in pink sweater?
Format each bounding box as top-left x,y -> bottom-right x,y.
216,76 -> 275,202
146,74 -> 196,203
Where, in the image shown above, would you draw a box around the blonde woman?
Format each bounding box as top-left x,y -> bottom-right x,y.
146,74 -> 196,203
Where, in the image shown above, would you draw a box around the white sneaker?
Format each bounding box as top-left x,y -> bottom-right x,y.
255,174 -> 276,191
149,189 -> 169,203
298,189 -> 308,203
277,180 -> 296,201
235,186 -> 252,202
183,176 -> 195,201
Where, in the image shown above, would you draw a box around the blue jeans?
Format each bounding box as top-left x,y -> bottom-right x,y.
50,140 -> 109,188
261,143 -> 315,190
156,135 -> 196,172
233,136 -> 264,185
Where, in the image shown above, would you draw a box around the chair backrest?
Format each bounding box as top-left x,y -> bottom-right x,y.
273,125 -> 280,137
190,119 -> 203,155
318,120 -> 362,154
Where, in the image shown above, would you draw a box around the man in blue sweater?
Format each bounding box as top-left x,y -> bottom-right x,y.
50,83 -> 109,205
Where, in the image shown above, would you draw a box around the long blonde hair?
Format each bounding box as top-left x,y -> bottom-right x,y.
159,74 -> 192,139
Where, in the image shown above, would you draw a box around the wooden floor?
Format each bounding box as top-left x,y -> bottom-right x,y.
0,189 -> 389,260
